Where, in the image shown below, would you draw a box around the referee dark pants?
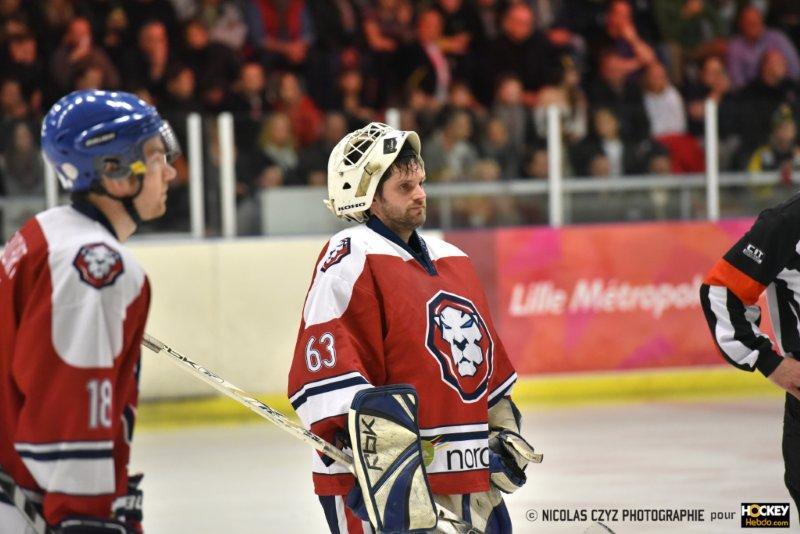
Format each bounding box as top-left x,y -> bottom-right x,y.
783,392 -> 800,510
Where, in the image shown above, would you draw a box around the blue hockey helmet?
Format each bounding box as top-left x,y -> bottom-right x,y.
41,90 -> 180,192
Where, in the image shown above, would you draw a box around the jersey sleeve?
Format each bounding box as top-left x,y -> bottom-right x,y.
10,232 -> 149,525
700,205 -> 800,376
287,238 -> 385,495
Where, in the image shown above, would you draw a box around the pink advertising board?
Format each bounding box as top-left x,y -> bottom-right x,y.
444,219 -> 771,375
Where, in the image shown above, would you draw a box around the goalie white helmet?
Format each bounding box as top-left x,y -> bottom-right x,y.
324,122 -> 422,222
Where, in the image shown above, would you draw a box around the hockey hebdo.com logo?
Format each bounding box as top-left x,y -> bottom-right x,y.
740,503 -> 790,528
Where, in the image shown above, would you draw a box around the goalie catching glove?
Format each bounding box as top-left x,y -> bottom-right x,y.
488,429 -> 541,494
348,385 -> 438,532
487,397 -> 542,494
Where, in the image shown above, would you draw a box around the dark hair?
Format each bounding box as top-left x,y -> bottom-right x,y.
374,142 -> 422,198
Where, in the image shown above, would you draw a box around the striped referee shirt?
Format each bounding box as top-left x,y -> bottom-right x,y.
699,195 -> 800,376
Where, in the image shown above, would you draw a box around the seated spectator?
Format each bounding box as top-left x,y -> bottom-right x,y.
490,74 -> 532,154
533,56 -> 589,144
434,0 -> 482,83
50,16 -> 120,93
489,3 -> 558,107
590,0 -> 657,80
5,32 -> 44,112
273,72 -> 322,149
297,112 -> 349,185
121,0 -> 180,41
31,0 -> 75,58
361,0 -> 414,106
0,79 -> 29,123
334,67 -> 375,129
423,110 -> 479,182
641,61 -> 704,173
685,56 -> 737,136
404,86 -> 442,140
182,18 -> 240,110
739,49 -> 800,159
480,117 -> 519,179
437,80 -> 485,145
201,0 -> 248,51
73,64 -> 106,90
249,0 -> 314,72
399,9 -> 451,104
362,0 -> 414,53
305,0 -> 361,109
474,0 -> 502,44
160,65 -> 200,113
546,15 -> 589,77
748,105 -> 800,177
258,111 -> 300,185
224,62 -> 270,151
588,153 -> 612,177
99,6 -> 132,69
122,20 -> 177,102
590,51 -> 650,142
454,159 -> 522,227
521,146 -> 549,179
435,0 -> 480,57
727,5 -> 800,89
570,108 -> 640,177
647,151 -> 673,174
642,61 -> 687,137
767,0 -> 800,53
0,120 -> 42,196
653,0 -> 726,84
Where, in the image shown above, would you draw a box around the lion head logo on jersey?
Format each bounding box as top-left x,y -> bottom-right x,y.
73,243 -> 124,289
426,291 -> 493,402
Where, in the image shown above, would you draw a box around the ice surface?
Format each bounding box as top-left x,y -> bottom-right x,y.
133,397 -> 788,533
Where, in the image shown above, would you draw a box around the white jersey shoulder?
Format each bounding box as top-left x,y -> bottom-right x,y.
36,206 -> 146,369
418,232 -> 469,261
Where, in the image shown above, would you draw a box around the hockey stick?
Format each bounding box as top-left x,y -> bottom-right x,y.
141,333 -> 482,534
0,464 -> 50,534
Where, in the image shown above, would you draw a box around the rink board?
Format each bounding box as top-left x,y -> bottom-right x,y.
47,217 -> 764,407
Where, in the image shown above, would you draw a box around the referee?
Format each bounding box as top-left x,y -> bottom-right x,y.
700,193 -> 800,510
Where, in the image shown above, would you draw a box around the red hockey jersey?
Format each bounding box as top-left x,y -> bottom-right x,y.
0,205 -> 150,527
288,219 -> 517,496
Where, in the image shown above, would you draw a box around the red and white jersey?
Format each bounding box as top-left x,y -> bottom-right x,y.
288,220 -> 517,496
0,205 -> 150,527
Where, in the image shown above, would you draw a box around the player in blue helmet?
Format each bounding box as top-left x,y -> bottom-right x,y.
41,89 -> 181,229
0,90 -> 178,533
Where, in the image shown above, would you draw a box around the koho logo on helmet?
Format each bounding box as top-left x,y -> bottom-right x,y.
337,201 -> 366,212
740,503 -> 790,528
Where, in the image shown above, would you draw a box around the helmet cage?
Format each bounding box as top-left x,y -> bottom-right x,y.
325,122 -> 422,223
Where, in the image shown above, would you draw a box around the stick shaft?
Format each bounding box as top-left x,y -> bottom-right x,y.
141,334 -> 354,469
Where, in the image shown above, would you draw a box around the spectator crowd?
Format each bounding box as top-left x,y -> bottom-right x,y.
1,0 -> 800,231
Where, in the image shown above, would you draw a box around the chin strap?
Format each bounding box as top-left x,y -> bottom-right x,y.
91,173 -> 145,227
120,197 -> 143,226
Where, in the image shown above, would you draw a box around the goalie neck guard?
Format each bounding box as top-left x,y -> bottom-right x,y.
325,122 -> 422,223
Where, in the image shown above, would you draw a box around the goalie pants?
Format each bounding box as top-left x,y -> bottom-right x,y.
319,489 -> 512,534
784,393 -> 800,511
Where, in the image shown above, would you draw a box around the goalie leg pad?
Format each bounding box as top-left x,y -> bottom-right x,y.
348,385 -> 437,533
